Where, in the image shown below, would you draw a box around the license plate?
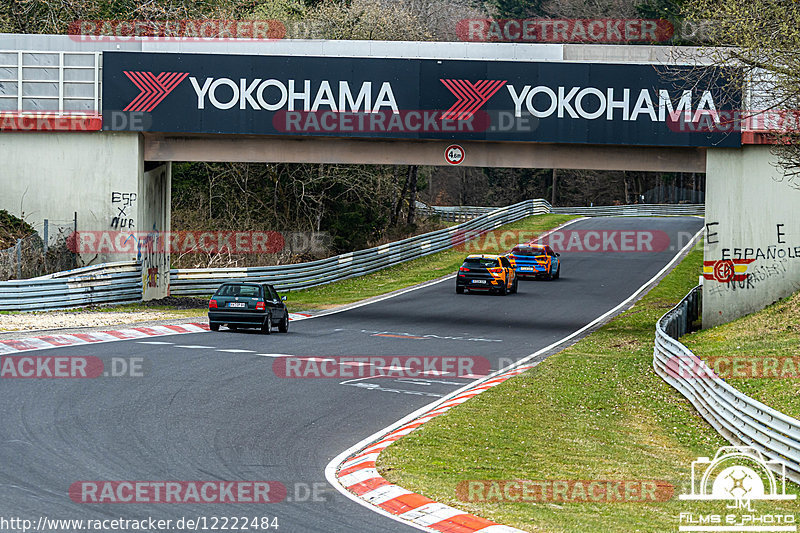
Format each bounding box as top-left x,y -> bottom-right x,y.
520,267 -> 534,271
228,302 -> 246,308
472,280 -> 487,284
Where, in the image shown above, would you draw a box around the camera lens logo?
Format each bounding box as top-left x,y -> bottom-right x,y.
715,466 -> 762,500
680,446 -> 795,502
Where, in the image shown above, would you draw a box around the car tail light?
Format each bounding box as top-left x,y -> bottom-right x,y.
459,266 -> 469,272
488,267 -> 504,274
256,301 -> 265,310
536,255 -> 548,262
209,299 -> 218,309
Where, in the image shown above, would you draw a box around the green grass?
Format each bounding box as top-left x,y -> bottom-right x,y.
378,241 -> 800,533
285,214 -> 577,311
681,290 -> 800,418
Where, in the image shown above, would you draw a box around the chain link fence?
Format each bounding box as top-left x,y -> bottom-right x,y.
0,217 -> 78,281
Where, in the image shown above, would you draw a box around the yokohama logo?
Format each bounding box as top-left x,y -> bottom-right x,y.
123,71 -> 189,112
440,79 -> 506,120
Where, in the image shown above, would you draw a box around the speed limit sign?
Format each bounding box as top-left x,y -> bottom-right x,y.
445,144 -> 465,165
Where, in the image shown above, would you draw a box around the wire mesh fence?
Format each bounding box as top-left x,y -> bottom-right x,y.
0,217 -> 78,281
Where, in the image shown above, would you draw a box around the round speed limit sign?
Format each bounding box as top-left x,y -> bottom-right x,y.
445,144 -> 465,165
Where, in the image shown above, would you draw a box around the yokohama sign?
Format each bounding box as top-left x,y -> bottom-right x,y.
102,51 -> 741,147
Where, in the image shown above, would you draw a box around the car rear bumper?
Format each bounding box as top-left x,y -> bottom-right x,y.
208,310 -> 269,326
515,267 -> 548,277
456,276 -> 502,290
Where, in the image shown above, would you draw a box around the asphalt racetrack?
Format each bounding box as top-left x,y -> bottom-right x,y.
0,216 -> 703,532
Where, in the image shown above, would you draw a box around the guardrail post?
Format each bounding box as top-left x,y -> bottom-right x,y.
15,238 -> 22,279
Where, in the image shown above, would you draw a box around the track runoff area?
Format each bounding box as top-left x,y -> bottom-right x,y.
0,216 -> 702,532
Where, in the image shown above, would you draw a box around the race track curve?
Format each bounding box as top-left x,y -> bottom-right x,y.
0,216 -> 702,532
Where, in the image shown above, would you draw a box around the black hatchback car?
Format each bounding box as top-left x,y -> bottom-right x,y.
208,282 -> 288,334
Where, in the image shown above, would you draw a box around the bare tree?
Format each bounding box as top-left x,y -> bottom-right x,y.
684,0 -> 800,188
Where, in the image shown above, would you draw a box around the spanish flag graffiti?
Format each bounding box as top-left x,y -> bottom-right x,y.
702,259 -> 755,283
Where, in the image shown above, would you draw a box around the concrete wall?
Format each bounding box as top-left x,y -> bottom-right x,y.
138,162 -> 171,300
0,131 -> 172,301
703,145 -> 800,327
0,131 -> 141,262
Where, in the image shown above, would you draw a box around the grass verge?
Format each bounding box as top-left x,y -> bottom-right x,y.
378,241 -> 799,533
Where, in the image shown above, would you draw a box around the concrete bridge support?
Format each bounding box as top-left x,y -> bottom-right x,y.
0,131 -> 171,300
703,145 -> 800,327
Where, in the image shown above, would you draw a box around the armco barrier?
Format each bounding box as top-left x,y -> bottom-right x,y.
417,204 -> 498,222
421,203 -> 704,221
653,286 -> 800,485
553,204 -> 704,217
169,199 -> 552,296
0,261 -> 141,311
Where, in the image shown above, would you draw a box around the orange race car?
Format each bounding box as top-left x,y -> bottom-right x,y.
456,254 -> 518,295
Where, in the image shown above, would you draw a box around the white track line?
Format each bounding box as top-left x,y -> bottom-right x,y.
324,225 -> 704,532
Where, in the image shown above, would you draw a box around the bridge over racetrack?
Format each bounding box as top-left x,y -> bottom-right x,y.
0,33 -> 796,323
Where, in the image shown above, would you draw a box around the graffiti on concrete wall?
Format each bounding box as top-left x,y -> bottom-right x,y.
138,223 -> 168,291
704,222 -> 798,293
110,192 -> 137,229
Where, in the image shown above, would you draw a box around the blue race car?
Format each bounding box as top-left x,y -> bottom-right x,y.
509,244 -> 560,280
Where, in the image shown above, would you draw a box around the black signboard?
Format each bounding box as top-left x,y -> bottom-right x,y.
102,51 -> 741,147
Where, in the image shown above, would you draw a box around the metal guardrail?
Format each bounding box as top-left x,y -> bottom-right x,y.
421,203 -> 704,221
0,261 -> 141,311
653,286 -> 800,485
169,199 -> 551,296
417,204 -> 498,222
552,204 -> 705,217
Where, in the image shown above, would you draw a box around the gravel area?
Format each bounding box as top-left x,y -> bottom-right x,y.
134,296 -> 209,310
0,296 -> 213,337
0,309 -> 208,339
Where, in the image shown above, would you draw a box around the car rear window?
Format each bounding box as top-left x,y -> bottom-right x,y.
215,284 -> 261,297
463,258 -> 500,268
513,246 -> 545,256
512,246 -> 536,256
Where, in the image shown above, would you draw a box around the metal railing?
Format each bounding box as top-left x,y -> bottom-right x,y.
420,203 -> 704,221
169,199 -> 551,296
653,286 -> 800,484
416,204 -> 498,222
0,50 -> 101,114
0,261 -> 141,311
552,204 -> 705,217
